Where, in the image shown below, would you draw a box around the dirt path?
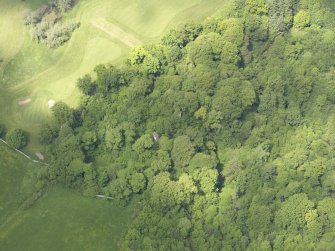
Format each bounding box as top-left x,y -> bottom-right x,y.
90,18 -> 142,47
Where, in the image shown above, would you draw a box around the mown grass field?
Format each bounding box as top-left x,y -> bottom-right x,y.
0,185 -> 133,251
0,144 -> 38,226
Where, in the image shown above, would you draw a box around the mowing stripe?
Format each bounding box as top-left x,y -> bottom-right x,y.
90,18 -> 142,47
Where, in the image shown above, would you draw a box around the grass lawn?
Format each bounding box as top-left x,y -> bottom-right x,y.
105,0 -> 202,39
0,186 -> 133,251
106,0 -> 228,40
0,144 -> 39,226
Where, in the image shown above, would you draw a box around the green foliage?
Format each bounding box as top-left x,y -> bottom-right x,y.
267,0 -> 299,34
81,131 -> 98,151
23,5 -> 49,25
192,167 -> 218,193
171,135 -> 195,170
245,0 -> 268,15
247,201 -> 272,239
218,18 -> 244,46
186,32 -> 240,65
52,0 -> 73,13
132,134 -> 154,154
77,74 -> 96,95
162,23 -> 203,48
149,172 -> 176,209
44,20 -> 80,48
51,101 -> 75,127
128,46 -> 161,75
294,10 -> 311,29
105,126 -> 124,151
39,124 -> 58,144
150,150 -> 171,174
24,0 -> 78,48
6,128 -> 28,149
275,193 -> 314,233
43,0 -> 335,249
129,173 -> 146,193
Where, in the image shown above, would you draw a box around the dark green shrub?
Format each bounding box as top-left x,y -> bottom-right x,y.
6,128 -> 28,149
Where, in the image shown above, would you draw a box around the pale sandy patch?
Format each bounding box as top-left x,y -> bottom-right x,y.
48,100 -> 55,108
90,18 -> 142,47
18,98 -> 31,105
35,152 -> 44,160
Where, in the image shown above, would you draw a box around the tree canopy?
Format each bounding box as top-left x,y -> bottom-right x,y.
6,128 -> 28,150
41,0 -> 335,249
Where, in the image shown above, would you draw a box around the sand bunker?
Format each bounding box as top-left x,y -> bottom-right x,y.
48,100 -> 55,108
35,152 -> 44,160
18,98 -> 31,105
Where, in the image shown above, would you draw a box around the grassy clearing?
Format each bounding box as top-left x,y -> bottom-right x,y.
0,186 -> 133,251
105,0 -> 202,39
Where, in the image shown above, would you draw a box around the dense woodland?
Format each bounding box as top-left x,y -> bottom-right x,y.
32,0 -> 335,249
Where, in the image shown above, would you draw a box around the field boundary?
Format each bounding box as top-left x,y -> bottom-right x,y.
0,138 -> 48,166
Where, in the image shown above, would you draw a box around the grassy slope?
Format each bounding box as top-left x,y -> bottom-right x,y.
0,186 -> 133,251
105,0 -> 202,39
107,0 -> 228,40
0,144 -> 38,225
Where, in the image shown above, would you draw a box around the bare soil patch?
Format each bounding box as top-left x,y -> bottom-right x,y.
18,98 -> 31,106
35,152 -> 44,160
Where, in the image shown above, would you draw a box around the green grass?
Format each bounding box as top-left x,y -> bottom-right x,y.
105,0 -> 202,39
106,0 -> 228,40
0,144 -> 40,225
0,186 -> 133,251
162,0 -> 230,33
